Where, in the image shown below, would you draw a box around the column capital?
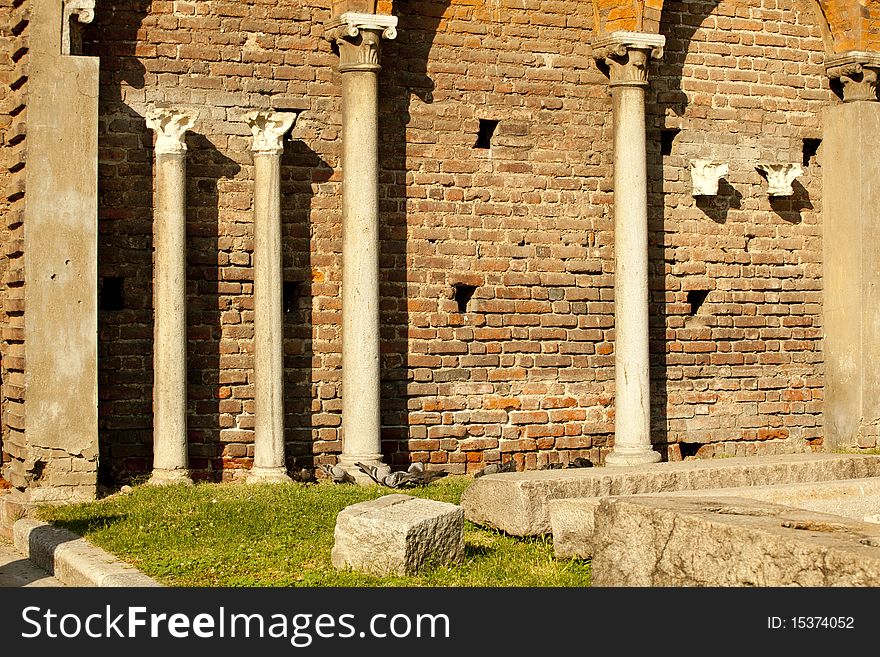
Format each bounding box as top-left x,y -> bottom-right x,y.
245,110 -> 298,155
826,51 -> 880,102
324,12 -> 398,73
146,108 -> 197,155
592,31 -> 665,88
62,0 -> 95,55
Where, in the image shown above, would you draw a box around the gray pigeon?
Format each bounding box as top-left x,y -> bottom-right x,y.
567,457 -> 593,469
381,470 -> 414,489
354,461 -> 383,485
404,462 -> 448,485
318,463 -> 356,484
292,467 -> 315,483
474,458 -> 517,478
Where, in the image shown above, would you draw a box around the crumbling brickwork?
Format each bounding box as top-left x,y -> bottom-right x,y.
70,0 -> 835,485
0,0 -> 27,483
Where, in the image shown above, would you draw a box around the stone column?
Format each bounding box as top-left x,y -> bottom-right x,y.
823,52 -> 880,450
592,32 -> 665,466
146,108 -> 196,485
325,12 -> 397,483
245,110 -> 298,484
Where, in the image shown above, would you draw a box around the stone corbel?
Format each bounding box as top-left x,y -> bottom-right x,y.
146,108 -> 197,155
591,31 -> 665,87
62,0 -> 95,56
826,52 -> 880,102
690,159 -> 729,196
324,12 -> 398,73
245,110 -> 299,156
756,163 -> 803,197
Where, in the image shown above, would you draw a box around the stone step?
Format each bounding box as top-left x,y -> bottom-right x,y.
460,453 -> 880,536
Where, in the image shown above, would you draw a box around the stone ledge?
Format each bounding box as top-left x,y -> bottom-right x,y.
551,476 -> 880,559
12,518 -> 161,587
461,453 -> 880,536
590,495 -> 880,586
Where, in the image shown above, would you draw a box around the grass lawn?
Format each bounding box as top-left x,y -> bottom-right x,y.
36,475 -> 591,587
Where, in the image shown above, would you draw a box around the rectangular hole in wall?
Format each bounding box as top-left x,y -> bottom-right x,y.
99,277 -> 124,311
679,442 -> 702,459
660,128 -> 680,156
283,281 -> 301,314
802,138 -> 821,167
474,120 -> 499,150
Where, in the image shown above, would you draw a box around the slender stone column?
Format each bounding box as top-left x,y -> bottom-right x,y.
245,110 -> 298,484
593,32 -> 665,466
146,108 -> 196,485
325,13 -> 397,483
823,52 -> 880,450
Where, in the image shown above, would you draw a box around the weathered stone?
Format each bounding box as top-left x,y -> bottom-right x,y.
331,494 -> 464,576
462,453 -> 880,536
590,496 -> 880,586
551,476 -> 880,559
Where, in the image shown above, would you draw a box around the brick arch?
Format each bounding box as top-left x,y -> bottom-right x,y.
589,0 -> 880,54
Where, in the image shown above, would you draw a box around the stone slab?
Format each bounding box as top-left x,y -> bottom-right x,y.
331,494 -> 464,576
13,519 -> 161,587
551,476 -> 880,559
460,453 -> 880,536
590,495 -> 880,586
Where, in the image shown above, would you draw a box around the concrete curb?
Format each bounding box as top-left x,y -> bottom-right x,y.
12,518 -> 162,587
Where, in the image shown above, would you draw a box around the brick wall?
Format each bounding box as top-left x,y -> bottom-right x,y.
651,0 -> 829,459
91,0 -> 831,486
0,0 -> 27,483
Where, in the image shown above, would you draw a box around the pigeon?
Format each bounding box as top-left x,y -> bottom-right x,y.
474,458 -> 517,478
567,457 -> 594,469
318,463 -> 356,484
540,462 -> 564,470
403,462 -> 448,485
291,467 -> 315,483
354,461 -> 390,485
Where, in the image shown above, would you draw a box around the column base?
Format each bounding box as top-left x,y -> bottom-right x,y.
336,454 -> 389,486
148,469 -> 193,486
247,467 -> 292,485
604,447 -> 662,467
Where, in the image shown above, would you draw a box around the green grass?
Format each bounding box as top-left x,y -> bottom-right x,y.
36,476 -> 591,587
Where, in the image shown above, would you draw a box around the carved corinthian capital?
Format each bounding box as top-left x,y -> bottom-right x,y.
62,0 -> 95,55
246,111 -> 299,156
324,12 -> 399,73
592,31 -> 665,88
826,52 -> 880,102
146,108 -> 197,155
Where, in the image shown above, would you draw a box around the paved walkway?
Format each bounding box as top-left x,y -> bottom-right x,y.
0,539 -> 64,587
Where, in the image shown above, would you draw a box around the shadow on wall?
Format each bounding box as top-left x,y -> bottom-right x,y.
377,0 -> 452,467
185,135 -> 240,481
280,142 -> 332,473
88,1 -> 153,488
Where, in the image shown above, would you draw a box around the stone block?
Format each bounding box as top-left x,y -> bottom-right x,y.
331,494 -> 464,576
462,453 -> 880,536
550,476 -> 880,559
590,496 -> 880,586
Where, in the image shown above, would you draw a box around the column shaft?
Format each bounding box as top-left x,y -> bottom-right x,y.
605,83 -> 658,466
251,152 -> 291,482
151,151 -> 192,484
338,70 -> 384,471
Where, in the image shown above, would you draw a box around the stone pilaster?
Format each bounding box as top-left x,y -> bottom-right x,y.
592,31 -> 664,466
325,13 -> 397,484
146,107 -> 197,486
823,54 -> 880,450
245,110 -> 298,484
